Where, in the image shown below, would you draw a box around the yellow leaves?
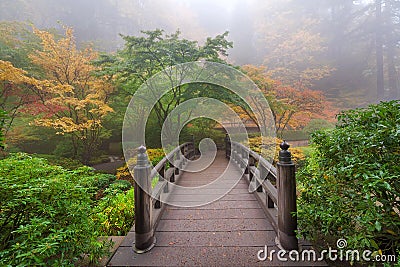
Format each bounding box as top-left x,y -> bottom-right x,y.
0,60 -> 36,85
241,65 -> 275,90
30,26 -> 98,85
244,136 -> 305,164
35,117 -> 102,135
36,81 -> 75,96
29,26 -> 114,137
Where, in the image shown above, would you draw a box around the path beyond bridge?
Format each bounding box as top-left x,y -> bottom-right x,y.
107,149 -> 326,266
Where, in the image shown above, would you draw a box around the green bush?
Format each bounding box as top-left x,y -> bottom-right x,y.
298,100 -> 400,259
94,188 -> 135,236
104,180 -> 132,196
0,154 -> 110,266
77,170 -> 116,199
32,153 -> 84,170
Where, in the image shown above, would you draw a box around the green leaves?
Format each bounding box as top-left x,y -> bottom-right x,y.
116,29 -> 232,87
93,188 -> 135,236
297,100 -> 400,257
0,154 -> 110,266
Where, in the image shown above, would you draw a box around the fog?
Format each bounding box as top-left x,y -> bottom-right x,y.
0,0 -> 399,105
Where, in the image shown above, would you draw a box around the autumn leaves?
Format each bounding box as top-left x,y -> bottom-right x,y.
0,26 -> 114,162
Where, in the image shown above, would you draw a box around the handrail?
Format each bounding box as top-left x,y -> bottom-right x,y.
150,143 -> 195,217
132,142 -> 195,253
225,135 -> 298,250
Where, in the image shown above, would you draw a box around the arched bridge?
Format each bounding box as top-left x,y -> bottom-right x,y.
107,140 -> 326,266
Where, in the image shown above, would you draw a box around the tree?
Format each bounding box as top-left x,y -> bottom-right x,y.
383,0 -> 400,100
241,65 -> 332,136
308,0 -> 380,105
0,109 -> 6,149
102,29 -> 232,145
0,21 -> 41,70
0,22 -> 45,144
0,60 -> 40,139
322,0 -> 400,101
29,26 -> 114,164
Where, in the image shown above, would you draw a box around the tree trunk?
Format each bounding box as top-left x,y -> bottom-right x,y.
384,1 -> 399,100
376,0 -> 385,101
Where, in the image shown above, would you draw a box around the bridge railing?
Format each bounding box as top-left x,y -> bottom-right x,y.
225,136 -> 298,250
132,142 -> 195,253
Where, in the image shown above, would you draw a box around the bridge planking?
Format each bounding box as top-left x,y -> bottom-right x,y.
107,151 -> 326,266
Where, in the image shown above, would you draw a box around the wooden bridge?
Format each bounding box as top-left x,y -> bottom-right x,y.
107,140 -> 326,266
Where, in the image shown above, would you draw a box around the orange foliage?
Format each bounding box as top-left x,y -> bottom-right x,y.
241,65 -> 335,134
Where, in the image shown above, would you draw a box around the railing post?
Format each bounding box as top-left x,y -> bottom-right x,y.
133,146 -> 156,253
191,135 -> 196,157
224,134 -> 229,158
277,141 -> 298,251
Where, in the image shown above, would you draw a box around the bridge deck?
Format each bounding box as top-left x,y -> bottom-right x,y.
107,151 -> 325,266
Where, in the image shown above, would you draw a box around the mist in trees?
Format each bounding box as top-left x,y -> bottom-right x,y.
1,0 -> 398,106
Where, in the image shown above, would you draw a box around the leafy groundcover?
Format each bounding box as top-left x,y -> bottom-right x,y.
0,154 -> 112,266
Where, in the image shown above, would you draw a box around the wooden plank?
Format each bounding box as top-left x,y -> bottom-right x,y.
120,230 -> 276,248
161,208 -> 267,220
108,246 -> 328,266
166,200 -> 261,209
176,181 -> 249,189
168,193 -> 255,202
157,218 -> 274,232
169,188 -> 249,195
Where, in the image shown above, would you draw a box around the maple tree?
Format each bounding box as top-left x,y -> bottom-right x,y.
241,65 -> 334,136
0,22 -> 48,148
29,26 -> 114,163
0,109 -> 6,149
0,60 -> 41,140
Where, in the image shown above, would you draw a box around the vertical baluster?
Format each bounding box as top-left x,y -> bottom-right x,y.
248,155 -> 255,181
224,134 -> 230,159
163,162 -> 169,193
158,164 -> 164,182
266,195 -> 274,208
238,145 -> 242,168
257,164 -> 264,192
174,150 -> 180,176
170,153 -> 175,183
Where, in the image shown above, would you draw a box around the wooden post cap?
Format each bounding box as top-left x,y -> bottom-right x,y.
136,145 -> 148,166
279,140 -> 292,164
